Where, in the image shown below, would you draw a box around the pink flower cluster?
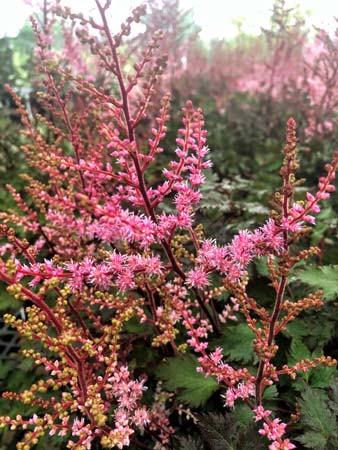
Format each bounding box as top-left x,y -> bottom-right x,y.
282,168 -> 336,231
224,381 -> 255,408
13,252 -> 163,293
185,219 -> 283,289
254,406 -> 296,450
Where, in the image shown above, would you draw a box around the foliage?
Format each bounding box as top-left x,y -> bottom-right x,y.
177,410 -> 266,450
293,265 -> 338,301
215,323 -> 256,364
155,354 -> 219,407
295,382 -> 338,449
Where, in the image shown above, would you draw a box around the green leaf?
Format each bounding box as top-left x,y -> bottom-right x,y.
284,320 -> 309,338
296,386 -> 337,448
254,256 -> 269,277
294,265 -> 338,301
196,412 -> 265,450
287,339 -> 311,366
0,361 -> 12,380
17,357 -> 34,372
296,431 -> 329,450
217,324 -> 255,364
155,354 -> 219,407
229,404 -> 253,428
196,413 -> 233,450
328,379 -> 338,413
310,207 -> 337,246
285,316 -> 334,349
0,284 -> 20,311
178,436 -> 204,450
263,385 -> 278,401
123,316 -> 152,334
286,339 -> 312,388
241,202 -> 269,215
309,365 -> 337,389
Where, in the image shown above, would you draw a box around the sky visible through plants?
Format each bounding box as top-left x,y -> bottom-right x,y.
1,0 -> 338,40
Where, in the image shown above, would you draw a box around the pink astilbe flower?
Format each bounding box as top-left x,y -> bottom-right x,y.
253,407 -> 296,449
186,267 -> 210,288
223,382 -> 255,408
219,296 -> 239,323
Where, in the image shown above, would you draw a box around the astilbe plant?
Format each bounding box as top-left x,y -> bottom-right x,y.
0,1 -> 337,449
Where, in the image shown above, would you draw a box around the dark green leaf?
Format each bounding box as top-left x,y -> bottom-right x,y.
0,361 -> 12,380
155,354 -> 218,407
196,413 -> 233,450
309,365 -> 337,389
217,324 -> 255,364
254,256 -> 269,277
263,385 -> 278,401
284,320 -> 309,338
296,431 -> 329,450
296,386 -> 337,448
229,404 -> 253,428
178,436 -> 204,450
287,339 -> 311,366
294,265 -> 338,301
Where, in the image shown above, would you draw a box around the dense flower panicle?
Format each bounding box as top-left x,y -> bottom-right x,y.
89,204 -> 160,249
253,407 -> 296,450
13,250 -> 164,294
186,267 -> 209,288
223,382 -> 255,408
189,218 -> 283,284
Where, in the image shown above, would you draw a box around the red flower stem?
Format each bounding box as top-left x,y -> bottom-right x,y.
291,161 -> 337,225
95,1 -> 221,336
255,130 -> 294,405
42,65 -> 86,190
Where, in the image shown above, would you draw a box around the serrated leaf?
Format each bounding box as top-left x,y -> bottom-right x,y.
327,380 -> 338,417
287,339 -> 311,366
0,361 -> 12,380
286,339 -> 312,388
296,431 -> 328,449
285,316 -> 334,348
178,436 -> 204,450
254,256 -> 269,277
0,285 -> 20,311
310,207 -> 337,245
309,365 -> 337,388
241,202 -> 269,215
294,265 -> 338,301
17,357 -> 34,371
217,324 -> 255,363
199,191 -> 232,213
229,404 -> 253,428
296,386 -> 337,448
196,412 -> 265,450
123,316 -> 152,334
284,320 -> 309,338
196,413 -> 232,450
263,385 -> 278,401
155,354 -> 218,407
